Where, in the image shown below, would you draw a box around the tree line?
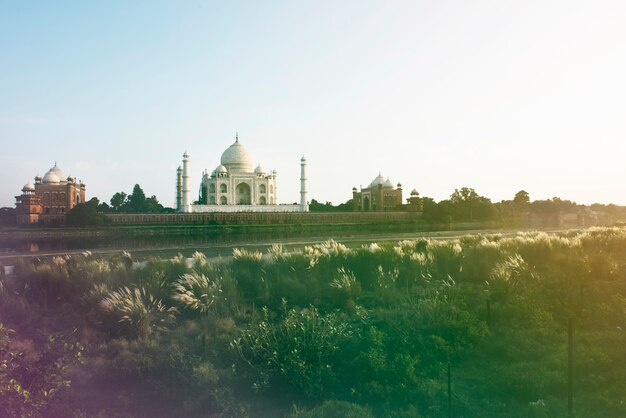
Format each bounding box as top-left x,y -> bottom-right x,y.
313,187 -> 626,225
64,184 -> 172,226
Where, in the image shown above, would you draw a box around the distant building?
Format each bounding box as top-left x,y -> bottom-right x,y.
15,163 -> 86,226
176,134 -> 308,213
352,173 -> 403,212
352,173 -> 423,214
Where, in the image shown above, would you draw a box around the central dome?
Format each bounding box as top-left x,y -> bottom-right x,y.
220,137 -> 253,172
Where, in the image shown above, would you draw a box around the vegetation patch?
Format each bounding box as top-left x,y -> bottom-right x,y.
1,227 -> 626,416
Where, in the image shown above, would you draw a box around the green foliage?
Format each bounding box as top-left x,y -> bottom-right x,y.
65,197 -> 110,226
0,323 -> 83,418
232,303 -> 354,399
291,400 -> 374,417
0,206 -> 16,228
309,199 -> 353,212
108,184 -> 166,213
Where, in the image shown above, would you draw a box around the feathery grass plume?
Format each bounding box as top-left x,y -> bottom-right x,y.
231,248 -> 266,301
376,265 -> 399,290
330,267 -> 357,291
425,239 -> 463,279
490,254 -> 534,284
232,248 -> 263,262
72,258 -> 112,286
192,251 -> 207,267
486,254 -> 536,303
268,243 -> 290,262
330,267 -> 362,308
172,252 -> 191,267
120,251 -> 133,270
52,256 -> 66,267
100,286 -> 177,339
367,242 -> 381,253
82,283 -> 111,307
391,240 -> 414,259
172,272 -> 223,315
304,239 -> 350,269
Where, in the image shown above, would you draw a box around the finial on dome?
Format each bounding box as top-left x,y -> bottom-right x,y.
236,132 -> 239,143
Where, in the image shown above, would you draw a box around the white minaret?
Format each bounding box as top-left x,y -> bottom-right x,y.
175,166 -> 183,211
182,151 -> 191,213
300,156 -> 308,212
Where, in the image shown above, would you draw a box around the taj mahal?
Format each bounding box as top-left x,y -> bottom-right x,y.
175,135 -> 308,213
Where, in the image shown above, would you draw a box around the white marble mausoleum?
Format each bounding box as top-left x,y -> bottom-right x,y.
176,135 -> 308,213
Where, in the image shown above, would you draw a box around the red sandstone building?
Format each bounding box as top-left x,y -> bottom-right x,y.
15,163 -> 86,226
352,173 -> 404,212
352,173 -> 423,213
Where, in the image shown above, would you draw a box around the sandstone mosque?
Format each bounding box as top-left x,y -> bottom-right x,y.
14,163 -> 86,225
175,135 -> 308,213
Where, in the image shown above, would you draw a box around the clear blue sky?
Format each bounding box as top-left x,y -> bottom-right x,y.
2,0 -> 626,208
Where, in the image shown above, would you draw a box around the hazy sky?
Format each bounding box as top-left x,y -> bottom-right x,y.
2,1 -> 626,208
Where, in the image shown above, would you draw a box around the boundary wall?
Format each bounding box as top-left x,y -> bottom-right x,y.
105,211 -> 419,225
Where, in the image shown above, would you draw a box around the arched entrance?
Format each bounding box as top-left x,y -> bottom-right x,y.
363,196 -> 370,211
237,183 -> 251,205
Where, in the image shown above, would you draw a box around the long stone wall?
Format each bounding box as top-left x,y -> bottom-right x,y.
190,204 -> 304,213
105,211 -> 419,226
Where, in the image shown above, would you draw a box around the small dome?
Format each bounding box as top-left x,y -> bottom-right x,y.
220,137 -> 253,172
215,164 -> 228,173
411,189 -> 419,196
22,183 -> 35,192
254,164 -> 264,174
383,178 -> 394,188
42,170 -> 60,184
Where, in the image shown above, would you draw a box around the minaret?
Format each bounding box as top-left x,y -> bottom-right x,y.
300,156 -> 308,212
175,166 -> 182,211
182,151 -> 191,213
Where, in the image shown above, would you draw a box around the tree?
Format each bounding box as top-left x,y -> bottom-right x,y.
145,195 -> 164,212
128,184 -> 147,212
450,187 -> 479,221
513,190 -> 530,213
449,188 -> 494,222
98,201 -> 111,213
65,197 -> 109,226
309,199 -> 353,212
0,207 -> 15,228
110,192 -> 127,212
